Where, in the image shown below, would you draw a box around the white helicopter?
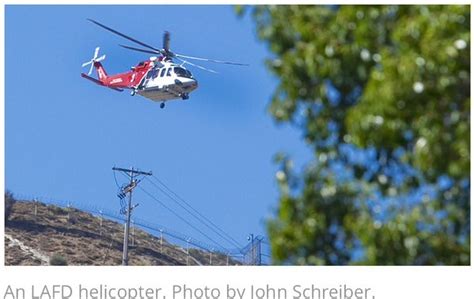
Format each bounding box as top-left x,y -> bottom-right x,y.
81,19 -> 248,108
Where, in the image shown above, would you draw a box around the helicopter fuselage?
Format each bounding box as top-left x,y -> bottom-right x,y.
136,61 -> 198,102
82,58 -> 198,104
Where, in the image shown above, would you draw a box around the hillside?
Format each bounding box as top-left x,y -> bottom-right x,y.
5,200 -> 236,266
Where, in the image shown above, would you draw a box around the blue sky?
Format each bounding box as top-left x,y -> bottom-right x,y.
5,5 -> 312,252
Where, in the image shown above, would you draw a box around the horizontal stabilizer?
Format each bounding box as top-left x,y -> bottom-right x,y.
81,73 -> 104,85
81,73 -> 123,92
108,86 -> 124,92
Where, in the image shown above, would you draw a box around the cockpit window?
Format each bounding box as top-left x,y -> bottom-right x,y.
166,68 -> 172,76
174,67 -> 192,78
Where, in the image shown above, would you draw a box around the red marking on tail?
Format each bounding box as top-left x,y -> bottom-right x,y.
94,61 -> 108,81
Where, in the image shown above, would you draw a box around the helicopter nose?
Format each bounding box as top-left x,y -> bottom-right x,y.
185,78 -> 198,87
175,78 -> 198,91
188,79 -> 198,91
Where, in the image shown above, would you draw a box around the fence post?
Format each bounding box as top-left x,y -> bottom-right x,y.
160,229 -> 163,254
186,238 -> 190,266
99,210 -> 103,236
66,202 -> 72,229
103,232 -> 115,265
209,248 -> 214,265
226,252 -> 229,266
33,199 -> 38,219
67,202 -> 71,221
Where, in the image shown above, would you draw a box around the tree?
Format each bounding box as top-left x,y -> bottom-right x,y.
239,5 -> 470,265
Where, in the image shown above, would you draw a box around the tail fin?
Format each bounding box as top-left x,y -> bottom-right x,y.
94,62 -> 108,81
81,47 -> 106,79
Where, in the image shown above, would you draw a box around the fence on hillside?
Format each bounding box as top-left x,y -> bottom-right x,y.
10,194 -> 270,265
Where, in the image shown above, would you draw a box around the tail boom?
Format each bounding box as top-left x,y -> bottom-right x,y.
81,55 -> 153,92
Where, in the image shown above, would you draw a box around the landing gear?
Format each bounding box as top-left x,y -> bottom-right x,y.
182,93 -> 189,100
160,102 -> 165,109
130,89 -> 136,96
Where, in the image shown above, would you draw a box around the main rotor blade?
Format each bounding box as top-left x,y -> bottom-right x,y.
87,19 -> 162,53
175,53 -> 248,66
119,44 -> 161,55
176,57 -> 218,74
163,31 -> 170,53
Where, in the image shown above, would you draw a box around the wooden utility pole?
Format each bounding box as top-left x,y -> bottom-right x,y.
112,166 -> 152,266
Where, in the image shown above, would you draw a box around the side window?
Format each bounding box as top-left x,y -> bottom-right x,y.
146,70 -> 153,79
166,68 -> 172,76
160,68 -> 166,77
152,69 -> 159,79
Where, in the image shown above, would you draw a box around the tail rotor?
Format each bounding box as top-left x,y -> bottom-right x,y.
82,47 -> 106,75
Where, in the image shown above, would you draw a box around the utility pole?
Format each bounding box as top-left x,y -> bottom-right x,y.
248,233 -> 255,265
112,166 -> 152,266
131,219 -> 135,247
247,234 -> 262,265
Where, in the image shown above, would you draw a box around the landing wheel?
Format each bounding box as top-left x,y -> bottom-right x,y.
160,102 -> 165,109
182,93 -> 189,100
130,89 -> 136,96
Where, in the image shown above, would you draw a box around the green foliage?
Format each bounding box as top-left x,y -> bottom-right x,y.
346,6 -> 470,181
49,254 -> 68,266
241,5 -> 470,265
5,191 -> 15,222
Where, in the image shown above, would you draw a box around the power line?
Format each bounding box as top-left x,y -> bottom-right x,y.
145,176 -> 241,248
136,184 -> 227,252
116,169 -> 244,251
149,175 -> 243,247
147,175 -> 243,248
116,172 -> 234,252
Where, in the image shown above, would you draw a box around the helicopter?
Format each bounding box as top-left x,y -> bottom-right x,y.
81,19 -> 247,109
